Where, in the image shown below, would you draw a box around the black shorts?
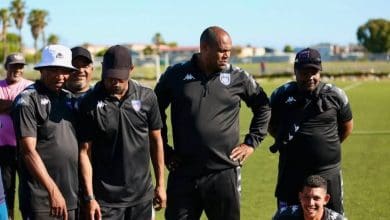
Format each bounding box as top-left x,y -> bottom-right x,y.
21,209 -> 76,220
165,167 -> 241,220
100,200 -> 152,220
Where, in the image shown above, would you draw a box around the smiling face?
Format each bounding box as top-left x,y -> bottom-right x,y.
295,67 -> 321,92
66,56 -> 93,93
299,186 -> 330,220
6,63 -> 25,84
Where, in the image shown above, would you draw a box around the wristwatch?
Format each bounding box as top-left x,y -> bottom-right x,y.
84,194 -> 95,202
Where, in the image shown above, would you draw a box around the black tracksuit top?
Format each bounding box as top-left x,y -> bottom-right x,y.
155,54 -> 271,174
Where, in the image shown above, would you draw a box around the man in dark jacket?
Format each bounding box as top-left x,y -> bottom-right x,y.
269,48 -> 353,214
155,26 -> 271,220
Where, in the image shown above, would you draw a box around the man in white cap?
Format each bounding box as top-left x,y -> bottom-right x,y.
0,53 -> 32,219
12,45 -> 79,220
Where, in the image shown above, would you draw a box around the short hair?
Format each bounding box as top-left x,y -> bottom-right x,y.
302,175 -> 328,191
200,26 -> 229,46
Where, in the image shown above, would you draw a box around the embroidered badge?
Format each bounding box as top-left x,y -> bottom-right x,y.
131,100 -> 141,112
220,73 -> 231,86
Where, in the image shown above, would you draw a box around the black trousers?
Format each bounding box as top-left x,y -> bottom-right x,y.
0,146 -> 17,212
100,200 -> 152,220
165,167 -> 241,220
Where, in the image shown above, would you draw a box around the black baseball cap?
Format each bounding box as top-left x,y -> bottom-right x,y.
102,45 -> 132,80
4,53 -> 26,70
71,46 -> 93,64
294,48 -> 322,70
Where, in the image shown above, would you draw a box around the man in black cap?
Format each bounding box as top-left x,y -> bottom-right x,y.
66,46 -> 94,98
268,48 -> 353,215
0,53 -> 32,219
12,45 -> 79,219
78,45 -> 166,220
155,26 -> 271,220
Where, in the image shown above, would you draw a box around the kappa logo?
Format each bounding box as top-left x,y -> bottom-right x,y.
16,97 -> 28,106
288,133 -> 293,141
285,96 -> 296,104
183,73 -> 195,81
291,205 -> 299,213
131,100 -> 141,112
40,98 -> 50,105
56,53 -> 64,59
97,101 -> 106,109
220,73 -> 231,86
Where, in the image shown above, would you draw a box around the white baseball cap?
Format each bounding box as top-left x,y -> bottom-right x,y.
34,44 -> 78,71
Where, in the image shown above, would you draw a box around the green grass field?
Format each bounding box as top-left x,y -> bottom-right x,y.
154,78 -> 390,220
7,74 -> 390,219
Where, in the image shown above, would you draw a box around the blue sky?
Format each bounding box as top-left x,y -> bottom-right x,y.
1,0 -> 389,50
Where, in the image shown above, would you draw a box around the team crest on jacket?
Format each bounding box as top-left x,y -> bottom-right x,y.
220,73 -> 231,86
131,100 -> 141,112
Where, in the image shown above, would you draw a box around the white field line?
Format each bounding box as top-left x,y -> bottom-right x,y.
240,130 -> 390,136
342,82 -> 363,91
351,130 -> 390,135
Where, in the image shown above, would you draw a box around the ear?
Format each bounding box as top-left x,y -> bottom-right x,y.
200,42 -> 208,53
324,194 -> 330,204
299,191 -> 303,200
129,65 -> 135,74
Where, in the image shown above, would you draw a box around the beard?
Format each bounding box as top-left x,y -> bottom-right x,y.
67,80 -> 86,91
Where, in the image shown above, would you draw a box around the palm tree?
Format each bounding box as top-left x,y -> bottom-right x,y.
0,8 -> 11,62
9,0 -> 25,52
47,33 -> 59,45
28,9 -> 48,61
152,32 -> 165,55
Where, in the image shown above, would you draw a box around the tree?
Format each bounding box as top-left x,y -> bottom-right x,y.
0,8 -> 11,62
9,0 -> 25,52
28,9 -> 48,61
0,32 -> 20,61
152,32 -> 165,55
283,44 -> 294,53
357,18 -> 390,53
47,34 -> 59,45
143,45 -> 154,55
167,41 -> 177,48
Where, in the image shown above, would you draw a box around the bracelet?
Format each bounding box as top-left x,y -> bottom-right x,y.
84,194 -> 95,202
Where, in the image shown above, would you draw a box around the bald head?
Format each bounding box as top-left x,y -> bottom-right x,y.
200,26 -> 231,47
198,26 -> 232,74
